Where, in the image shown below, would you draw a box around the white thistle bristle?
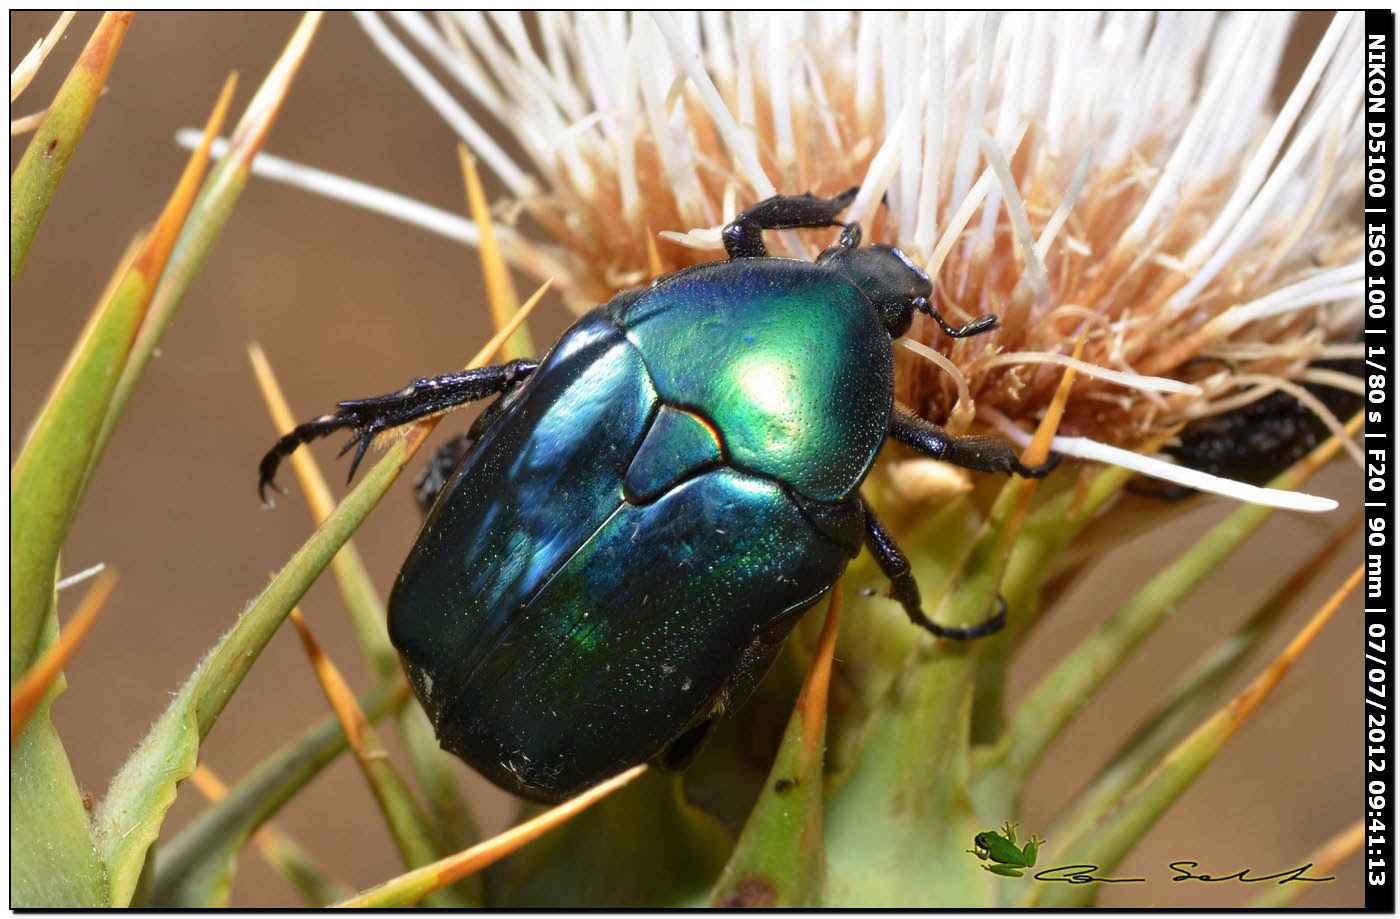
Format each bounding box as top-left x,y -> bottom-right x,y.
174,132 -> 572,290
221,13 -> 1364,499
55,562 -> 107,592
981,408 -> 1339,513
972,350 -> 1203,397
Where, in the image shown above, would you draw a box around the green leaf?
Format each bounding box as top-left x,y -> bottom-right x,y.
92,443 -> 401,906
10,584 -> 110,907
11,254 -> 150,679
10,11 -> 131,282
12,75 -> 232,684
150,680 -> 409,907
490,770 -> 731,907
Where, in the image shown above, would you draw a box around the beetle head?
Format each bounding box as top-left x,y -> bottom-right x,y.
817,243 -> 932,338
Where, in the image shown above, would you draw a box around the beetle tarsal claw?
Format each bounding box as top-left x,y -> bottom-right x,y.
1014,452 -> 1062,478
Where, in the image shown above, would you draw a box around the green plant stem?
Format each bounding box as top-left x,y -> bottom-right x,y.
711,594 -> 838,907
92,443 -> 404,906
969,464 -> 1137,743
1028,566 -> 1358,907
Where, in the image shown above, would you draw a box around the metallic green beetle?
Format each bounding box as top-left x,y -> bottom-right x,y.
259,189 -> 1057,802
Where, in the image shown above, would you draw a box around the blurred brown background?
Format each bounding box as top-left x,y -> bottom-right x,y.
11,12 -> 1361,907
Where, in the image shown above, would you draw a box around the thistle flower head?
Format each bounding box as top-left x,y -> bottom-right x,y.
356,11 -> 1363,488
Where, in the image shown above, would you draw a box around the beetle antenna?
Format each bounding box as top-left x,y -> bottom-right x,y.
915,298 -> 999,339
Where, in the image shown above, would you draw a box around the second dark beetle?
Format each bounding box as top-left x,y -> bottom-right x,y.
260,189 -> 1056,802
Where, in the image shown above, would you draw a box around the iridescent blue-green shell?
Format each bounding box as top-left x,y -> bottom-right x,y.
387,258 -> 893,801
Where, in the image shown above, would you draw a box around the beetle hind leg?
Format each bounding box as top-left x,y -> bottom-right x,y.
259,358 -> 538,505
722,187 -> 861,259
862,498 -> 1006,640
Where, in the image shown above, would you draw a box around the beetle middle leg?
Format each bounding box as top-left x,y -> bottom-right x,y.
259,358 -> 538,504
861,497 -> 1007,639
412,434 -> 475,513
888,407 -> 1060,478
722,187 -> 861,259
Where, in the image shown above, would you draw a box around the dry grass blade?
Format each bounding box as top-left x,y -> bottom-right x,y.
644,226 -> 664,280
936,328 -> 1080,634
464,278 -> 550,368
799,583 -> 842,756
337,765 -> 648,908
10,10 -> 77,102
249,348 -> 480,862
80,72 -> 236,490
460,145 -> 535,360
11,570 -> 116,741
287,608 -> 377,758
286,607 -> 463,905
248,344 -> 395,676
189,764 -> 352,906
225,13 -> 321,162
1022,328 -> 1087,468
1249,820 -> 1364,908
1219,565 -> 1362,725
132,72 -> 238,282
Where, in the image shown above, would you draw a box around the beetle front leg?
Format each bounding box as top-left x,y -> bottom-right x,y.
888,407 -> 1061,478
259,358 -> 538,505
412,370 -> 535,513
722,187 -> 861,259
861,498 -> 1006,640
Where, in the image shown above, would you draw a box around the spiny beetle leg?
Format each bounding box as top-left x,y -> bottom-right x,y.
258,358 -> 538,505
861,497 -> 1006,640
722,186 -> 860,259
888,407 -> 1061,478
411,367 -> 534,513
